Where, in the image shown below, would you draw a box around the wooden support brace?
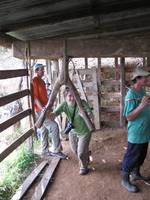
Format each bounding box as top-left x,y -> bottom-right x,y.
35,40 -> 94,132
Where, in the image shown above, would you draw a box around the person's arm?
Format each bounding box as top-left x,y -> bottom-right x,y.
127,96 -> 150,121
34,98 -> 43,110
47,102 -> 65,120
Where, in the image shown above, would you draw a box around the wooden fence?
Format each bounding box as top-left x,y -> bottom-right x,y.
0,68 -> 34,163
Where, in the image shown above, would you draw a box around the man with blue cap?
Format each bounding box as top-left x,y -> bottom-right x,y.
32,63 -> 67,159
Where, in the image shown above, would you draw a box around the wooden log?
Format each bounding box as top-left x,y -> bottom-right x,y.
67,78 -> 94,131
0,128 -> 34,162
11,161 -> 48,200
31,158 -> 60,200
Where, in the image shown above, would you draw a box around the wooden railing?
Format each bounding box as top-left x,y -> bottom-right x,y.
0,69 -> 34,163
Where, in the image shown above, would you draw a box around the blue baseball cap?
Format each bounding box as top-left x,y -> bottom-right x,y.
34,63 -> 44,70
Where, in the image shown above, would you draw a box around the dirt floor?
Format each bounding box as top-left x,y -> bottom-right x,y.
26,128 -> 150,200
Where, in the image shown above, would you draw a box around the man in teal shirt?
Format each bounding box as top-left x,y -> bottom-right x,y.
121,67 -> 150,193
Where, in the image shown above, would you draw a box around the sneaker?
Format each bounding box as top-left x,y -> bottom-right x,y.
50,152 -> 67,159
79,168 -> 89,175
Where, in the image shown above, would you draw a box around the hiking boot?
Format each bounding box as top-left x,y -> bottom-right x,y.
130,167 -> 150,182
121,171 -> 139,193
79,168 -> 89,175
50,152 -> 67,159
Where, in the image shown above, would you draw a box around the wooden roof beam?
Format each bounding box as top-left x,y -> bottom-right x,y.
12,38 -> 150,59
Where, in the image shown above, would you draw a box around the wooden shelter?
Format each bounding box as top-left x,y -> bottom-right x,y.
1,0 -> 150,163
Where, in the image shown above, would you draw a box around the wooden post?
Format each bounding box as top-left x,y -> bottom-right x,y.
147,57 -> 150,67
97,58 -> 101,129
120,57 -> 126,128
25,42 -> 34,149
46,59 -> 52,84
115,57 -> 120,80
85,58 -> 88,69
143,57 -> 146,67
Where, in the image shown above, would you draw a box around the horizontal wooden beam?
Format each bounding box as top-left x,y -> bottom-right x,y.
102,80 -> 120,86
101,106 -> 120,113
101,92 -> 120,98
0,109 -> 32,132
0,69 -> 28,79
13,38 -> 150,59
0,128 -> 34,162
0,89 -> 30,106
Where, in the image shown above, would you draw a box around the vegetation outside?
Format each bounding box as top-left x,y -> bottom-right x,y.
0,144 -> 39,200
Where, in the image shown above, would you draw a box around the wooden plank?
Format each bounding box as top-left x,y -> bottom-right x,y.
0,128 -> 34,162
0,69 -> 28,79
101,92 -> 120,98
0,89 -> 30,106
102,80 -> 120,86
11,161 -> 48,200
101,106 -> 120,113
91,67 -> 100,130
31,157 -> 60,200
0,109 -> 32,132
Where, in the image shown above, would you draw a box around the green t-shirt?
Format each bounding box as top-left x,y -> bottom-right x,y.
123,88 -> 150,143
54,100 -> 92,136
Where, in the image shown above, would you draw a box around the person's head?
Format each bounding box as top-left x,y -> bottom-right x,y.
63,87 -> 76,105
131,67 -> 150,86
34,63 -> 45,77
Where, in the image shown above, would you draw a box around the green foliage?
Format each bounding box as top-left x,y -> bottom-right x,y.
0,144 -> 39,200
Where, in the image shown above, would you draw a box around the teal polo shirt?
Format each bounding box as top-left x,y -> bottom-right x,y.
123,88 -> 150,144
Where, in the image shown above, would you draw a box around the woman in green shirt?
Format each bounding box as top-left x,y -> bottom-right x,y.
54,87 -> 93,175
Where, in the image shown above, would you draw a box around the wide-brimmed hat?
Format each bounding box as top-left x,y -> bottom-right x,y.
34,63 -> 45,70
131,67 -> 150,80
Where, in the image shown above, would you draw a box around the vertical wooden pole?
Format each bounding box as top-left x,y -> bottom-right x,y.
97,58 -> 101,129
25,42 -> 33,149
143,57 -> 146,67
115,57 -> 120,80
46,59 -> 52,83
120,57 -> 126,128
85,58 -> 88,69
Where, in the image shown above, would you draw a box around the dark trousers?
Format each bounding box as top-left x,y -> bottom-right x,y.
121,142 -> 148,173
